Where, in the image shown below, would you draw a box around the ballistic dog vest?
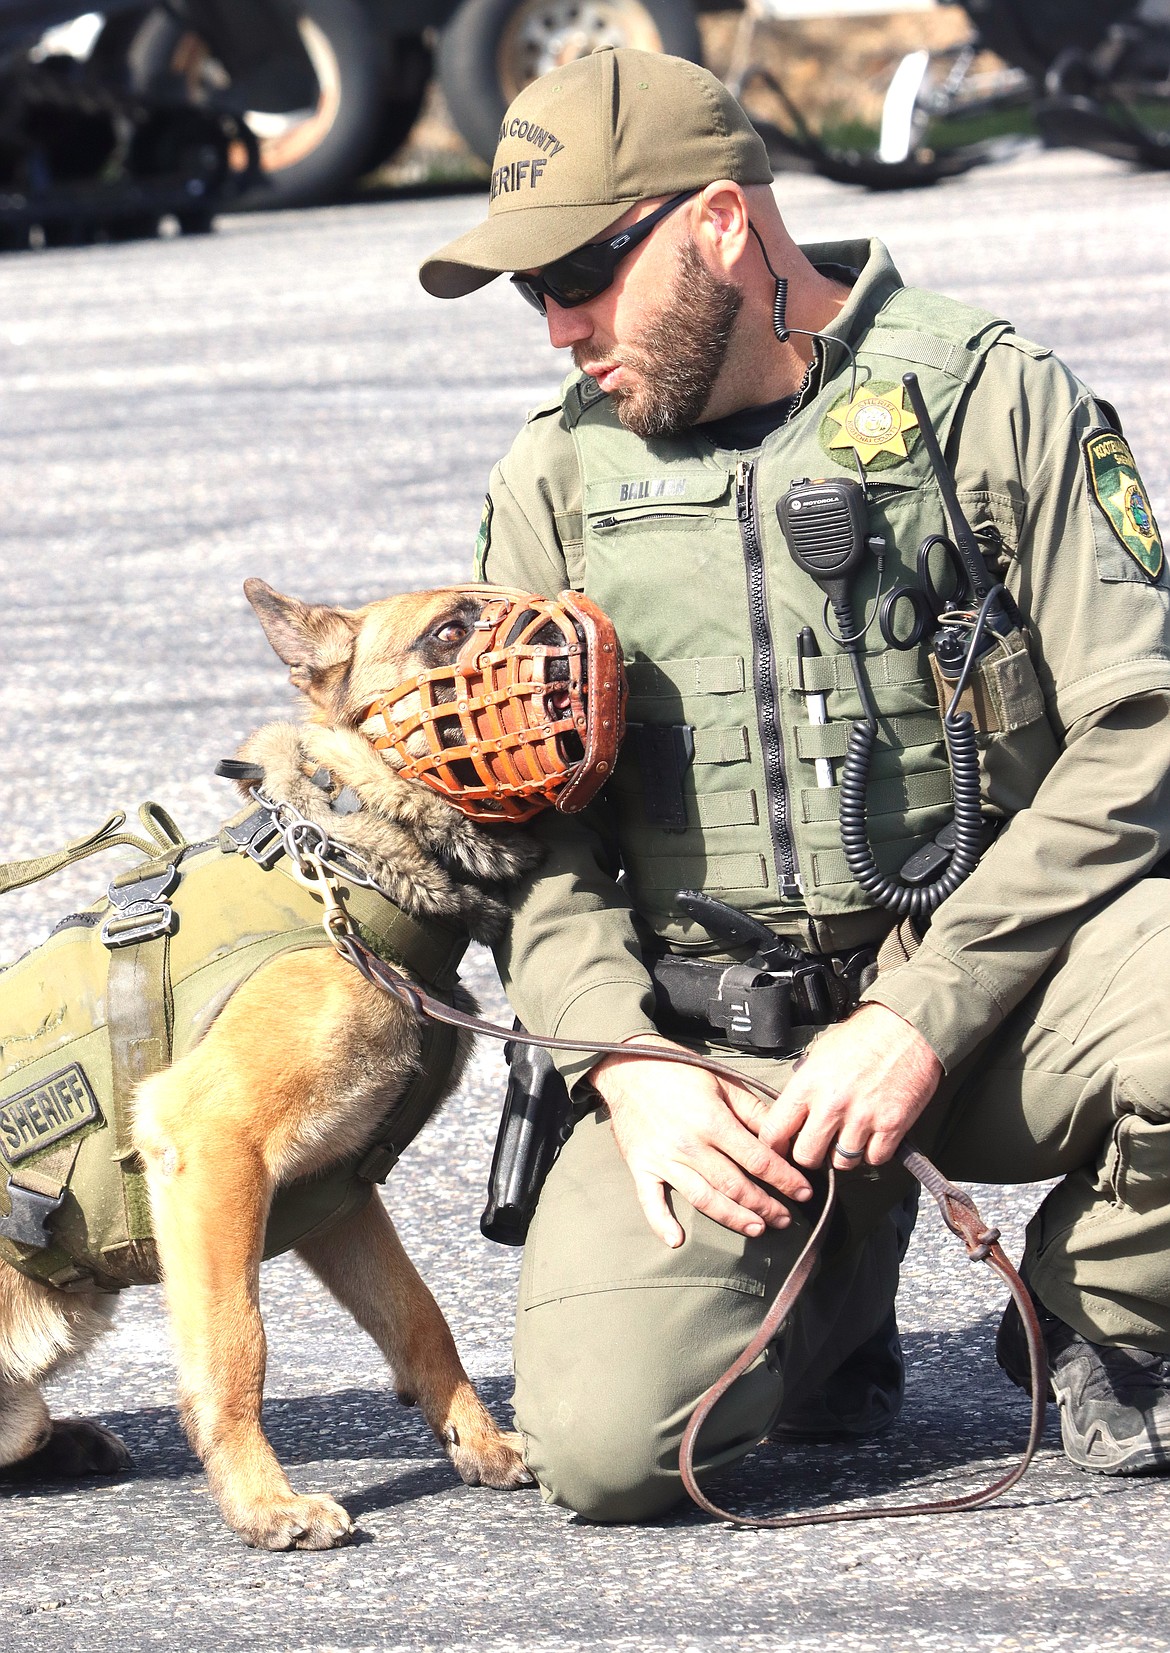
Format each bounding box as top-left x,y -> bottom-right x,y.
0,798 -> 466,1293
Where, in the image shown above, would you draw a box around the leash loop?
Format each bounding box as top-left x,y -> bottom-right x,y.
313,891 -> 1051,1529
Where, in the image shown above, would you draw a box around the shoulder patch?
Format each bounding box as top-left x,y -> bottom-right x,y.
473,494 -> 493,582
1083,428 -> 1163,580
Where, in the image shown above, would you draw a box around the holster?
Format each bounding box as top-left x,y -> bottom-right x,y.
480,1025 -> 574,1247
648,950 -> 864,1053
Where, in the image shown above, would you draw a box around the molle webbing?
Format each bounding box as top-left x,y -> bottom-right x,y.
565,283 -> 1013,939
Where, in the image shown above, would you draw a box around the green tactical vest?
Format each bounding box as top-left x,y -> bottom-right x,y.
0,802 -> 467,1293
563,285 -> 1062,951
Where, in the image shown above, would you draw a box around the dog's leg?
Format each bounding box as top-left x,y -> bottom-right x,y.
297,1194 -> 531,1490
0,1260 -> 129,1478
136,1071 -> 354,1551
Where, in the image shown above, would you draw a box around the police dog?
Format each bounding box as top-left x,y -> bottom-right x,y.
0,580 -> 543,1549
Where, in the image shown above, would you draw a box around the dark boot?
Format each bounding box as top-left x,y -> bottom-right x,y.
771,1308 -> 905,1440
998,1293 -> 1170,1475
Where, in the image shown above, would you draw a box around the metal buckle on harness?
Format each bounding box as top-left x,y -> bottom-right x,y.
0,1175 -> 67,1248
223,804 -> 284,870
100,864 -> 180,949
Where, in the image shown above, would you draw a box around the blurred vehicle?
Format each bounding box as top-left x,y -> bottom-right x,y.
437,0 -> 703,167
0,1 -> 265,244
3,0 -> 704,239
729,0 -> 1170,186
124,0 -> 436,209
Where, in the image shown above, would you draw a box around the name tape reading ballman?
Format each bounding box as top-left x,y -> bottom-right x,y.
0,1063 -> 102,1163
618,479 -> 688,502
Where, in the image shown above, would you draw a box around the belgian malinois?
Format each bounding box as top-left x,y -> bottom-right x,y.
0,581 -> 544,1548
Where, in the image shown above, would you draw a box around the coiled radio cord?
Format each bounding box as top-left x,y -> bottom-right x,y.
838,584 -> 1007,920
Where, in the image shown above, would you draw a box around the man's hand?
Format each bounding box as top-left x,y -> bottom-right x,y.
589,1034 -> 815,1249
760,1003 -> 943,1172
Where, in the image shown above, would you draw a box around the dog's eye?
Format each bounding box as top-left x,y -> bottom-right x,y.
434,622 -> 469,644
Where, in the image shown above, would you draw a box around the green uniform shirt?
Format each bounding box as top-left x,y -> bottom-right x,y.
478,238 -> 1170,1080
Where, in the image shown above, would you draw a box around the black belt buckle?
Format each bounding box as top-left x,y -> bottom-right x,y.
224,805 -> 283,870
790,960 -> 838,1024
0,1176 -> 67,1249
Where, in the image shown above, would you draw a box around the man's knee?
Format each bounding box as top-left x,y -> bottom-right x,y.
518,1390 -> 682,1524
513,1293 -> 784,1523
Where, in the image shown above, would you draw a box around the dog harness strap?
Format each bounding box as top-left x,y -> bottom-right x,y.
0,812 -> 167,898
106,930 -> 174,1243
341,885 -> 468,989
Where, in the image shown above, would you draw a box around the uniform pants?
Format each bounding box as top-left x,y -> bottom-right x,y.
511,880 -> 1170,1522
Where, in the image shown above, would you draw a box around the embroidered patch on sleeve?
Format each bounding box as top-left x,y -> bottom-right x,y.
473,494 -> 494,582
1083,429 -> 1164,580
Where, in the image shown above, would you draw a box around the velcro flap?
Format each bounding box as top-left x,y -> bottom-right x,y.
585,472 -> 731,514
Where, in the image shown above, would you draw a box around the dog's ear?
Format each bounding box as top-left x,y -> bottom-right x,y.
245,578 -> 362,697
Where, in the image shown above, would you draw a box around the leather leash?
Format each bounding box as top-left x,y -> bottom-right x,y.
323,919 -> 1049,1529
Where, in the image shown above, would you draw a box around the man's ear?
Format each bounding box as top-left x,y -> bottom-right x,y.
696,180 -> 750,273
244,578 -> 362,694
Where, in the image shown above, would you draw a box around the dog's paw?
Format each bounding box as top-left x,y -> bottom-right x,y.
3,1418 -> 133,1480
238,1493 -> 355,1551
445,1424 -> 534,1491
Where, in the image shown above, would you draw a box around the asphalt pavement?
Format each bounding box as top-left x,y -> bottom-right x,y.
1,145 -> 1169,1653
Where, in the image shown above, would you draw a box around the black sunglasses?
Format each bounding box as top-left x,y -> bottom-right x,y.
511,189 -> 700,315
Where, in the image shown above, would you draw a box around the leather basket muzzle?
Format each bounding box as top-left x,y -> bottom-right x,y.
358,588 -> 626,823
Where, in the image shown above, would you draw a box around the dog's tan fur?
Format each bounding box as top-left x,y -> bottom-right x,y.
0,581 -> 543,1549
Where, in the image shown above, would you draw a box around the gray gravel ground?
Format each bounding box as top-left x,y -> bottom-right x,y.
1,146 -> 1168,1653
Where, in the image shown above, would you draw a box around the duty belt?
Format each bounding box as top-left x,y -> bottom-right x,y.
647,889 -> 876,1052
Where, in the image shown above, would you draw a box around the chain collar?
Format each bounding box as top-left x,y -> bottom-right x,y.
248,785 -> 378,950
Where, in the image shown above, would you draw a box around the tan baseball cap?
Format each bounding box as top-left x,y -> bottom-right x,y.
419,46 -> 772,299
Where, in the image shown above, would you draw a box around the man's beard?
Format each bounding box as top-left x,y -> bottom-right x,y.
574,237 -> 743,439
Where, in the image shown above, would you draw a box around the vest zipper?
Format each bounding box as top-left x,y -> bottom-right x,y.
593,512 -> 700,532
737,459 -> 801,899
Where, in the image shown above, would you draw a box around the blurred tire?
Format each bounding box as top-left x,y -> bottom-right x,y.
362,34 -> 433,171
128,0 -> 405,209
439,0 -> 701,165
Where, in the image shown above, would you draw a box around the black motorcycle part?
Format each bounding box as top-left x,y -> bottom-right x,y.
127,0 -> 395,209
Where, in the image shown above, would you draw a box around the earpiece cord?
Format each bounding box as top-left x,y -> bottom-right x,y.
748,222 -> 865,490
